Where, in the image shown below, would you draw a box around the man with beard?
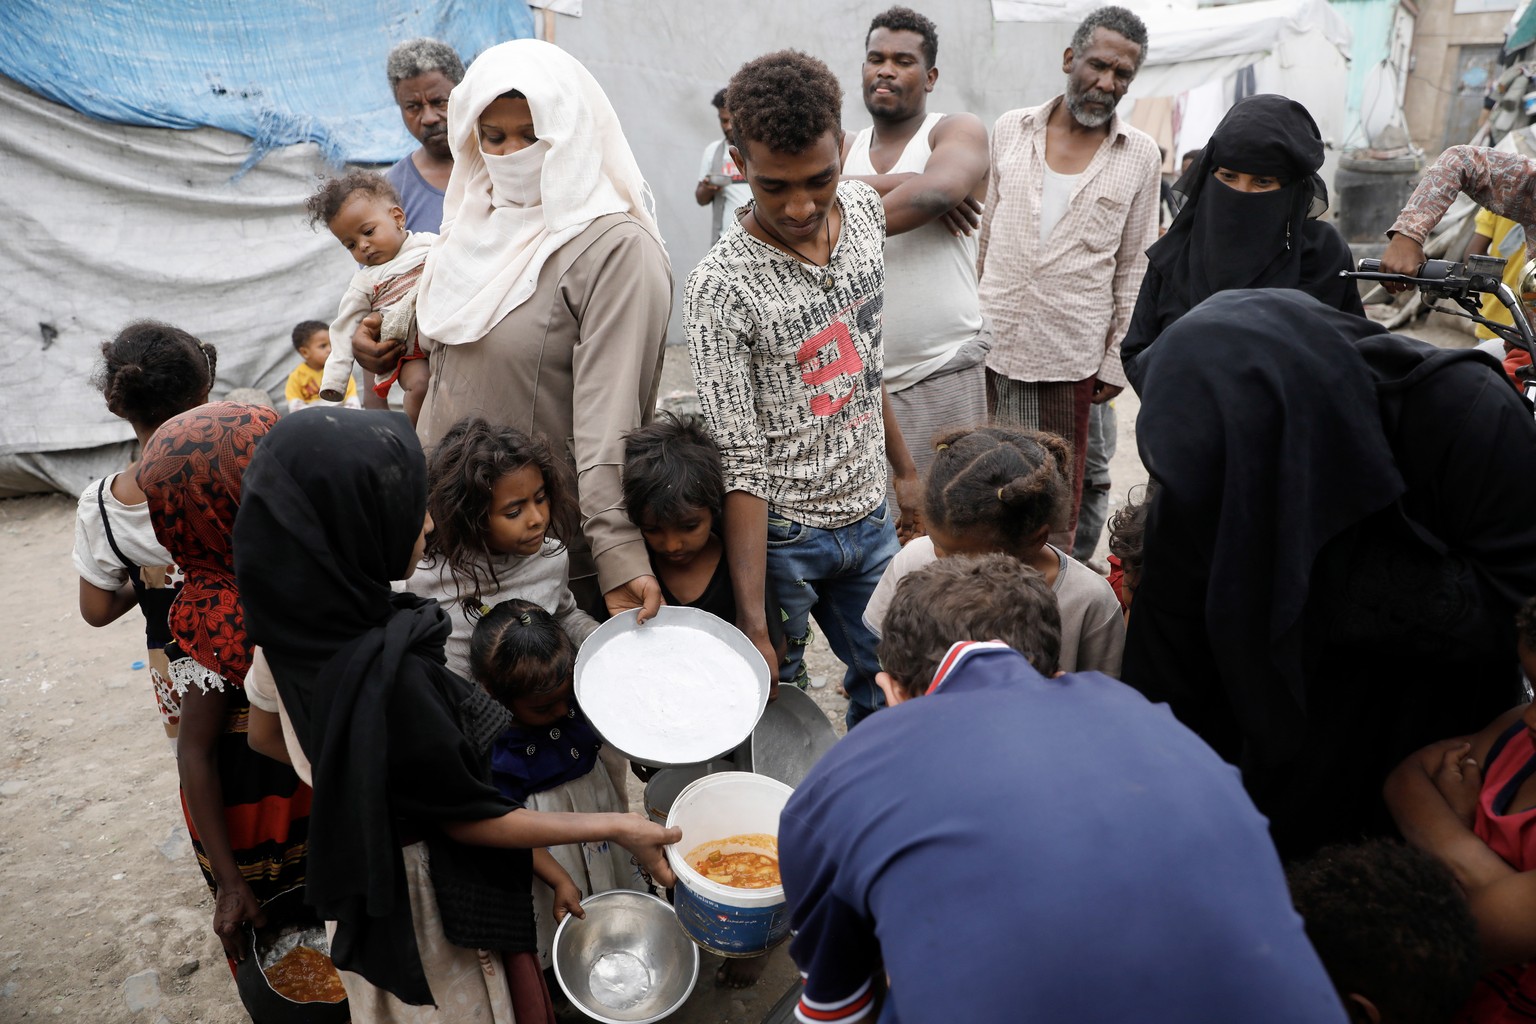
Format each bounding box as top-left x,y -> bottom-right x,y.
841,7 -> 990,532
383,38 -> 463,233
976,6 -> 1159,544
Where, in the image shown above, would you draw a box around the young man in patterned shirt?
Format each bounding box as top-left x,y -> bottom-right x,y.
685,49 -> 920,729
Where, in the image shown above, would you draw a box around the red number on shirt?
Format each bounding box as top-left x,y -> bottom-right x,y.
796,321 -> 864,418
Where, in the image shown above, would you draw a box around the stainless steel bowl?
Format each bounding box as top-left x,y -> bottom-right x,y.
750,685 -> 839,788
574,606 -> 772,768
552,890 -> 699,1023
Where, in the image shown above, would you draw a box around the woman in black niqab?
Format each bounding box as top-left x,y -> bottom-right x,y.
1121,94 -> 1364,391
1124,289 -> 1536,860
234,411 -> 678,1012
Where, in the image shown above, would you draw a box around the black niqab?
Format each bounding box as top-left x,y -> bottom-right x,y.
234,411 -> 520,1006
1123,95 -> 1363,389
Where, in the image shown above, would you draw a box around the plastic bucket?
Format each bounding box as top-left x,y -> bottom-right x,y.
643,761 -> 732,825
664,772 -> 794,958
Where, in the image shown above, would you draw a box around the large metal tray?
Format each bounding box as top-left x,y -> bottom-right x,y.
574,606 -> 771,768
749,685 -> 838,789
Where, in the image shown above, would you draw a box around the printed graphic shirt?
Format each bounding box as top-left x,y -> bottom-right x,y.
685,180 -> 888,529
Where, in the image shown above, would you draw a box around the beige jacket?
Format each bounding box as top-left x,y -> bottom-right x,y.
418,213 -> 672,603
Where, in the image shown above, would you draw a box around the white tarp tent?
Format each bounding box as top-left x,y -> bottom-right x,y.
1,0 -> 1353,496
0,74 -> 357,496
995,0 -> 1353,184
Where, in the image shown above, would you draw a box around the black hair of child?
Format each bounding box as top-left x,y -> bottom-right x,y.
291,320 -> 328,354
727,50 -> 842,156
425,416 -> 580,612
622,413 -> 725,527
1518,595 -> 1536,652
878,552 -> 1062,698
304,170 -> 402,230
93,320 -> 217,430
924,426 -> 1072,559
470,599 -> 575,706
1107,481 -> 1154,589
867,6 -> 939,68
1287,840 -> 1480,1024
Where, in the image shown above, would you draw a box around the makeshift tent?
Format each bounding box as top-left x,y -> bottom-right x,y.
0,2 -> 531,496
3,0 -> 1353,496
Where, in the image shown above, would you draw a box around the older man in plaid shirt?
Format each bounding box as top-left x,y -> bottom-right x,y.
977,5 -> 1161,541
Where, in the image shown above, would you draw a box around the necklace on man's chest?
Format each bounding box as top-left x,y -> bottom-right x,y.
756,214 -> 837,292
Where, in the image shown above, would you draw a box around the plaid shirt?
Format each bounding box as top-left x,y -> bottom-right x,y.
1390,145 -> 1536,261
977,96 -> 1161,388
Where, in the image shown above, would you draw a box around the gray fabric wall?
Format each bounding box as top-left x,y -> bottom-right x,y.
555,0 -> 1078,344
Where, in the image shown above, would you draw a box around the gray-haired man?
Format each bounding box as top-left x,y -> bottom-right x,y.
384,38 -> 464,233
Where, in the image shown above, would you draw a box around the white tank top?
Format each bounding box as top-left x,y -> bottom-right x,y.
845,112 -> 984,392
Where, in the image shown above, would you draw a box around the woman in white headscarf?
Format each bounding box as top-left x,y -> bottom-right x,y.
354,39 -> 672,620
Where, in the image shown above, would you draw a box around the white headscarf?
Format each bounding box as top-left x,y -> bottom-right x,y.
415,39 -> 663,347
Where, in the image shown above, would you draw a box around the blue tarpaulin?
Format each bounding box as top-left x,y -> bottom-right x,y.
0,1 -> 534,165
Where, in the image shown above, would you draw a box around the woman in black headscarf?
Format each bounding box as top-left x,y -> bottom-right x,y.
233,410 -> 678,1018
1124,289 -> 1536,860
1121,94 -> 1364,391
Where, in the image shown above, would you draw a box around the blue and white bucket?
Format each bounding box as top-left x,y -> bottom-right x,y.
664,772 -> 794,958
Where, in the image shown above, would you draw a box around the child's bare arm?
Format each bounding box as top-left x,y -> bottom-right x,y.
1385,707 -> 1526,891
247,706 -> 292,766
78,577 -> 137,627
1466,869 -> 1536,967
533,847 -> 586,922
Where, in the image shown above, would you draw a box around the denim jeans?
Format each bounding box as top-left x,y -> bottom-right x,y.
765,501 -> 900,728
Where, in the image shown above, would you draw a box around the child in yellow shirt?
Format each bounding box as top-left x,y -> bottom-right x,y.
284,321 -> 360,413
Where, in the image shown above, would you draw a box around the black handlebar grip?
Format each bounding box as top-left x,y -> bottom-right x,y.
1358,259 -> 1382,272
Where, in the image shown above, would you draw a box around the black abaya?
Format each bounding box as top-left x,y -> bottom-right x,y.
1125,290 -> 1536,858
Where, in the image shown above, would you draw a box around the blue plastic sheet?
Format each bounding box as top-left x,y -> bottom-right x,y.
0,1 -> 534,165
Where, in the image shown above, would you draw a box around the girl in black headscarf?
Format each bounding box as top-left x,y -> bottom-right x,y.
233,410 -> 678,1018
1124,289 -> 1536,860
1121,94 -> 1364,391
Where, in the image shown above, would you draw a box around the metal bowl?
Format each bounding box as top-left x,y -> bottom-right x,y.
574,606 -> 771,768
750,685 -> 839,788
552,890 -> 699,1023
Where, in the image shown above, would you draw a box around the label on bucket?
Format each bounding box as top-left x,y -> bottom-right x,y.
674,883 -> 789,956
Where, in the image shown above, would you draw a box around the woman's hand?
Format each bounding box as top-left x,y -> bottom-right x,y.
1379,234 -> 1427,294
213,878 -> 266,961
615,815 -> 681,889
1432,741 -> 1483,828
552,877 -> 586,923
605,574 -> 664,625
350,313 -> 405,375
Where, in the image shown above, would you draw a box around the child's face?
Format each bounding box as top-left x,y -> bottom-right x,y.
328,192 -> 408,267
638,506 -> 715,567
510,678 -> 573,728
487,464 -> 550,558
298,329 -> 332,372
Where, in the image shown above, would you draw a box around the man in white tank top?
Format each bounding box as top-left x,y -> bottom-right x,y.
841,6 -> 991,537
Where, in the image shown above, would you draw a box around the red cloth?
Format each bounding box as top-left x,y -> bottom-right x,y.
138,402 -> 278,685
372,341 -> 428,399
1459,723 -> 1536,1023
1504,347 -> 1531,389
504,950 -> 557,1024
1106,554 -> 1126,609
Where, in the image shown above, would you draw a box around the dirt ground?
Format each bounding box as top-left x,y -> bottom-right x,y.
0,345 -> 1151,1023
